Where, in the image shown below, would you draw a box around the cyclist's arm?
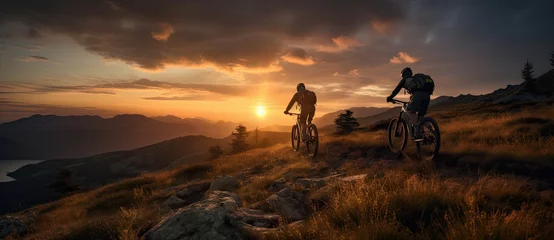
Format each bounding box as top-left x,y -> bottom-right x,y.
285,93 -> 299,112
389,79 -> 406,98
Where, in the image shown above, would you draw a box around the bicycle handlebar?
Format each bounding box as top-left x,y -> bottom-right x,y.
390,99 -> 409,104
286,113 -> 301,116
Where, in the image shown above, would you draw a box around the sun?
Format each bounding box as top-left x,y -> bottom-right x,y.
256,106 -> 267,118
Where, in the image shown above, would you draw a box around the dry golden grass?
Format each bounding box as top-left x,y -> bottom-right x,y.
7,103 -> 554,240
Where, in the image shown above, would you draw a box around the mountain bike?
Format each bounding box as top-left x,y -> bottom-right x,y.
388,99 -> 441,160
286,113 -> 319,158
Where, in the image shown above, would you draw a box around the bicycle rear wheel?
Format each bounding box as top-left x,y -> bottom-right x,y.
416,117 -> 441,161
306,124 -> 319,158
291,125 -> 300,152
388,118 -> 408,153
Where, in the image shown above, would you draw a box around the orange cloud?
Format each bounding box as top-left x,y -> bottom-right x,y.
318,36 -> 364,52
371,20 -> 393,34
281,48 -> 315,66
151,22 -> 175,42
389,52 -> 420,64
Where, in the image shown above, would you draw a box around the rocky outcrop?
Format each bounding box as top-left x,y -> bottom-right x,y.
209,175 -> 239,192
268,178 -> 287,192
145,191 -> 280,240
266,187 -> 307,221
296,178 -> 328,188
0,216 -> 27,239
163,196 -> 186,209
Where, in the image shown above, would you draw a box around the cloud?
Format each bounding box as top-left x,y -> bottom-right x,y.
389,52 -> 420,64
1,0 -> 405,72
151,22 -> 175,42
371,19 -> 394,34
281,48 -> 315,66
143,95 -> 223,101
12,44 -> 43,51
0,79 -> 247,96
317,36 -> 364,52
15,55 -> 49,62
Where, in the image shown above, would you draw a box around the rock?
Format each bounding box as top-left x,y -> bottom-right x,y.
266,187 -> 307,221
296,178 -> 328,188
163,196 -> 186,209
176,181 -> 210,199
0,216 -> 27,239
146,191 -> 282,240
341,174 -> 368,182
268,178 -> 287,192
209,175 -> 239,192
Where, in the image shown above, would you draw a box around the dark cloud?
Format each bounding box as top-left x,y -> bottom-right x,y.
0,79 -> 247,96
143,95 -> 223,101
12,44 -> 43,51
15,55 -> 49,62
0,0 -> 405,71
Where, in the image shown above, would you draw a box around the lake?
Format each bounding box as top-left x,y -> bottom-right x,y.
0,160 -> 44,182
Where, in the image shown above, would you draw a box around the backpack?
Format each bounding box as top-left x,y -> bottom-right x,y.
300,90 -> 317,106
409,73 -> 435,95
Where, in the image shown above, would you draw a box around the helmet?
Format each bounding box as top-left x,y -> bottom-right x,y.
401,67 -> 413,78
296,83 -> 306,92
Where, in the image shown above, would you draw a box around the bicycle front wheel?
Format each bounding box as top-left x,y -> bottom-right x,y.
388,118 -> 408,153
291,125 -> 300,152
306,124 -> 319,158
416,117 -> 441,161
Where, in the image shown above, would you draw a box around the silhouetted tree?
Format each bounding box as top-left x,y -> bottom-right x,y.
334,110 -> 360,135
521,59 -> 534,82
49,168 -> 79,194
209,145 -> 223,159
231,124 -> 249,153
550,51 -> 554,68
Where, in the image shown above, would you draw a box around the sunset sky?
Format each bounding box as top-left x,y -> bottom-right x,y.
1,0 -> 553,126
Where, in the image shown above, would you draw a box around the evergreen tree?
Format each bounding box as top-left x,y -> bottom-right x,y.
209,145 -> 223,159
334,109 -> 360,135
521,59 -> 534,82
231,124 -> 249,153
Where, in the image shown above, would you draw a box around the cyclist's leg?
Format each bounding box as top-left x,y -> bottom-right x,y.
307,106 -> 315,125
299,110 -> 309,139
417,92 -> 431,131
408,93 -> 423,139
407,94 -> 421,127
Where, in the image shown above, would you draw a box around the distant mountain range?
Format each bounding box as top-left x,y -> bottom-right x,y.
0,114 -> 244,160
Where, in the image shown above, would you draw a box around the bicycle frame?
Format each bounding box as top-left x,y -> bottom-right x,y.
392,100 -> 414,139
288,113 -> 303,141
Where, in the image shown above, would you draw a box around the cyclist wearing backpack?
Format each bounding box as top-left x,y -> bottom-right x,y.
386,67 -> 435,141
284,83 -> 317,139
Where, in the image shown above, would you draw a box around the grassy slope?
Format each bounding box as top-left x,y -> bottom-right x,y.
5,100 -> 554,240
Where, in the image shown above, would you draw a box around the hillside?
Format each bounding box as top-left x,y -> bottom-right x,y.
0,130 -> 290,215
3,96 -> 553,239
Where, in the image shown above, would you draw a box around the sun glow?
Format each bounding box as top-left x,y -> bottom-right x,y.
256,106 -> 267,118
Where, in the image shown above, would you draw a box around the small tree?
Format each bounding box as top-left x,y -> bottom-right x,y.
49,168 -> 79,194
231,124 -> 249,153
334,109 -> 360,135
550,51 -> 554,68
521,59 -> 534,82
209,145 -> 223,159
